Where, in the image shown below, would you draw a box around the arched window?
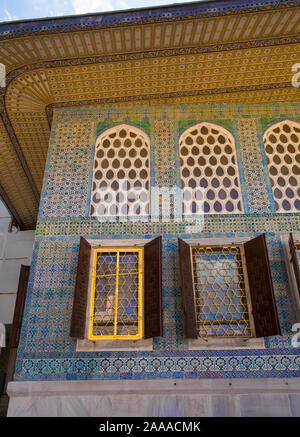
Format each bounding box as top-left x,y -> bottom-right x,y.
263,120 -> 300,212
90,124 -> 150,217
180,122 -> 243,214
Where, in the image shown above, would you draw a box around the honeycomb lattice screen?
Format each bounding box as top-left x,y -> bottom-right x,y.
180,122 -> 243,214
263,120 -> 300,213
91,124 -> 150,218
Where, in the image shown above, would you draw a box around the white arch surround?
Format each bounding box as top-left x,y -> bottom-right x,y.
263,120 -> 300,213
179,122 -> 243,215
90,124 -> 150,218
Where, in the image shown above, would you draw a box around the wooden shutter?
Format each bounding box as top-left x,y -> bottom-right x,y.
9,265 -> 30,348
143,236 -> 163,338
289,233 -> 300,297
244,234 -> 281,337
178,238 -> 197,339
70,237 -> 91,339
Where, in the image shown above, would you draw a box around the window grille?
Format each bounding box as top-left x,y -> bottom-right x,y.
179,122 -> 243,214
70,237 -> 163,341
178,235 -> 281,340
263,120 -> 300,213
88,248 -> 143,340
191,245 -> 252,338
289,233 -> 300,299
296,243 -> 300,264
91,124 -> 150,218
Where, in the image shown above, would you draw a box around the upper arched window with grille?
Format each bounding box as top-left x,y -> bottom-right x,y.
180,122 -> 243,214
263,120 -> 300,213
90,124 -> 150,217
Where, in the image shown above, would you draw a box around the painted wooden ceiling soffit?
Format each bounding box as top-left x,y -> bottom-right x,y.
1,4 -> 300,75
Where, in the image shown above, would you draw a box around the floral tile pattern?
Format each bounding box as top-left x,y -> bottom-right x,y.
15,102 -> 300,381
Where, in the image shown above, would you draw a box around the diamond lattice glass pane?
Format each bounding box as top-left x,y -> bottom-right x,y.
92,252 -> 117,336
192,245 -> 251,338
296,245 -> 300,269
90,249 -> 141,339
117,252 -> 139,336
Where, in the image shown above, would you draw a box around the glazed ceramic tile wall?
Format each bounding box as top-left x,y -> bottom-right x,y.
15,102 -> 300,381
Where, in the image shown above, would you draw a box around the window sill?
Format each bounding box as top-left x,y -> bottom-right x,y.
188,337 -> 265,350
76,338 -> 153,352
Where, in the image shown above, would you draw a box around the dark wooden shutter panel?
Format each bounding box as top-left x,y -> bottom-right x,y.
70,237 -> 91,339
178,238 -> 197,339
244,234 -> 281,337
289,233 -> 300,297
143,236 -> 163,339
8,265 -> 30,348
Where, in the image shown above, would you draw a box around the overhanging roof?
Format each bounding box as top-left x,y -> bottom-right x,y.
0,0 -> 299,229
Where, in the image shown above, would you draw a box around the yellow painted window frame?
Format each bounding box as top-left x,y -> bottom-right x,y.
88,247 -> 143,340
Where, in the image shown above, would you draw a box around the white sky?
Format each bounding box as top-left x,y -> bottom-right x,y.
0,0 -> 207,23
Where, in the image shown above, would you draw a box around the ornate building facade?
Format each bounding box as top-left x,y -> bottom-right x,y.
1,0 -> 300,416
